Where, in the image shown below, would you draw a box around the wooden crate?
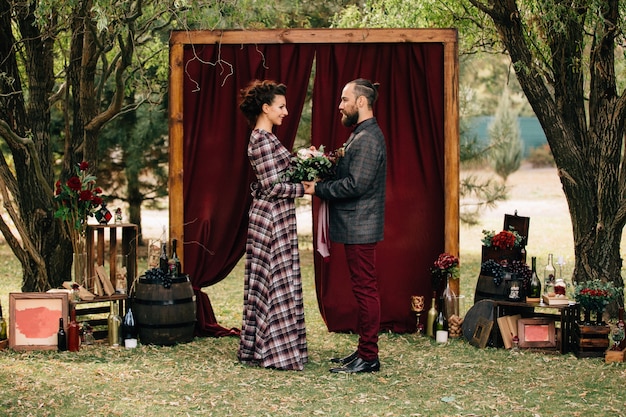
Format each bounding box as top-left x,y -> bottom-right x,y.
573,323 -> 610,358
72,295 -> 127,340
605,347 -> 626,363
86,224 -> 138,296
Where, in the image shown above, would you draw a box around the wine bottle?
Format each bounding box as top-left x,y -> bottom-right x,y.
107,301 -> 122,347
543,253 -> 556,295
122,306 -> 138,348
57,317 -> 67,351
529,257 -> 541,299
159,242 -> 169,273
68,307 -> 80,352
0,302 -> 7,340
435,298 -> 449,343
426,292 -> 438,338
169,239 -> 181,277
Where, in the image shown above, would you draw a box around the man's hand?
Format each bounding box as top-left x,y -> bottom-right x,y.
302,181 -> 316,195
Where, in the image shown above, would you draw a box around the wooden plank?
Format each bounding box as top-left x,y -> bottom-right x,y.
168,42 -> 185,267
170,28 -> 458,46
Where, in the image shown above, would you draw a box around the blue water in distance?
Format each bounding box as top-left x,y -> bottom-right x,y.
466,116 -> 547,157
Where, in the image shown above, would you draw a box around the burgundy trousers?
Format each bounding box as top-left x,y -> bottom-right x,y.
344,243 -> 380,361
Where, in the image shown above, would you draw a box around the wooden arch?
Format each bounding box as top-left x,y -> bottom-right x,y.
167,28 -> 460,275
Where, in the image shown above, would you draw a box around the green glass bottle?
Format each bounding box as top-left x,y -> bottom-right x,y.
529,256 -> 541,299
0,302 -> 7,340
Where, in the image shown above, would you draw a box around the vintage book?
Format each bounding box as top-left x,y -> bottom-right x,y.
506,314 -> 522,337
542,294 -> 570,305
95,265 -> 115,296
497,316 -> 513,349
61,281 -> 95,301
497,314 -> 521,349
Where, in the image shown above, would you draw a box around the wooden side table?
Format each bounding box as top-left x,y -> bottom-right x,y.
491,300 -> 578,354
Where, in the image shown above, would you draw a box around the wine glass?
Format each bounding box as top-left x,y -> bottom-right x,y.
410,295 -> 425,336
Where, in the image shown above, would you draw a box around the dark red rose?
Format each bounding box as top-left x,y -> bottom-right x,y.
79,161 -> 89,171
66,176 -> 82,191
94,187 -> 102,194
92,196 -> 103,206
79,189 -> 93,201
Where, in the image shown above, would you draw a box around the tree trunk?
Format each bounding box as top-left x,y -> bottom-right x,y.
473,0 -> 626,314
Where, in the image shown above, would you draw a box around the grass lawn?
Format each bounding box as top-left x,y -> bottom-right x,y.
1,166 -> 625,416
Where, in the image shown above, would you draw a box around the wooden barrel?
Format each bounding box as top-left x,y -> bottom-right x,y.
134,273 -> 196,345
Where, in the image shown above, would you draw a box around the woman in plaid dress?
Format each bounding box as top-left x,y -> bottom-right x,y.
237,80 -> 308,371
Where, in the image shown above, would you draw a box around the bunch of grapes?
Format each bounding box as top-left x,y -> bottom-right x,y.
144,267 -> 173,289
480,259 -> 505,285
508,260 -> 531,288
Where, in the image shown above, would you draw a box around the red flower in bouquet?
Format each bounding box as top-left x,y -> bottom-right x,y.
491,230 -> 517,250
54,161 -> 105,253
432,253 -> 460,279
481,228 -> 524,250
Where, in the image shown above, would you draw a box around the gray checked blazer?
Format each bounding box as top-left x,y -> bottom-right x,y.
315,117 -> 387,244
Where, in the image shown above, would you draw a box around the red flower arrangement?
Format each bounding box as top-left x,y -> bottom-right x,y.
432,253 -> 460,279
481,228 -> 524,250
54,161 -> 105,253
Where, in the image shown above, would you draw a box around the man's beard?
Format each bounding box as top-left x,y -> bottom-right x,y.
341,110 -> 359,127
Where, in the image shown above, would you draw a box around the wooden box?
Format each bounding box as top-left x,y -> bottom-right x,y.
504,212 -> 529,247
573,323 -> 610,358
86,224 -> 138,296
605,348 -> 626,363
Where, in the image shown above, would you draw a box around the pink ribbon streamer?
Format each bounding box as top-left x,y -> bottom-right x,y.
316,200 -> 331,260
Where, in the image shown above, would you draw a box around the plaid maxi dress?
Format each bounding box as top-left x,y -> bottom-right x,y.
238,128 -> 308,371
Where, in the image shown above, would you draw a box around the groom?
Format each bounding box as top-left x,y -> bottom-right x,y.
303,78 -> 387,373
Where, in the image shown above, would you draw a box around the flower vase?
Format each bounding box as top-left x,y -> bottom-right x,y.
72,252 -> 88,290
442,274 -> 458,320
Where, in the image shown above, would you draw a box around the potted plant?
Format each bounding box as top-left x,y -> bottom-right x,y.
573,279 -> 619,325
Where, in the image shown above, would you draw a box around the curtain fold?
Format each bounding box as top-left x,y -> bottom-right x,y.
182,44 -> 316,336
311,43 -> 446,333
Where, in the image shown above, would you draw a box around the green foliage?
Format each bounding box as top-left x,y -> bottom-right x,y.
574,279 -> 621,312
488,88 -> 523,182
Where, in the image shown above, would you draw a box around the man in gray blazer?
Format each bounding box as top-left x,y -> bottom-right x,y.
303,78 -> 387,373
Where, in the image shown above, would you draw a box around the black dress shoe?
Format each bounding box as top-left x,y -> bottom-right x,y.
329,350 -> 358,365
329,357 -> 380,374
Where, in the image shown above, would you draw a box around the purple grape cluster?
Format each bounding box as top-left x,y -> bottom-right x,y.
144,267 -> 173,289
508,260 -> 532,288
480,259 -> 505,285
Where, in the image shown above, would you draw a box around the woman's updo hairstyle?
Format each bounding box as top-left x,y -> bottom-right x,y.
239,80 -> 287,128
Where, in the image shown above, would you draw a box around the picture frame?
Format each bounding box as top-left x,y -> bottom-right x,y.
9,292 -> 68,351
470,316 -> 493,349
518,317 -> 556,348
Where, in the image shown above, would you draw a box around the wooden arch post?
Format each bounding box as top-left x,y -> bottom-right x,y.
168,28 -> 459,293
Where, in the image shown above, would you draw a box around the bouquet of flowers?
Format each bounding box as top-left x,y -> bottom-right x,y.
54,161 -> 105,253
282,145 -> 344,183
573,279 -> 619,313
481,227 -> 524,250
432,253 -> 460,280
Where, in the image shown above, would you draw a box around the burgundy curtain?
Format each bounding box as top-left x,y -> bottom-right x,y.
182,44 -> 316,336
311,43 -> 446,333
